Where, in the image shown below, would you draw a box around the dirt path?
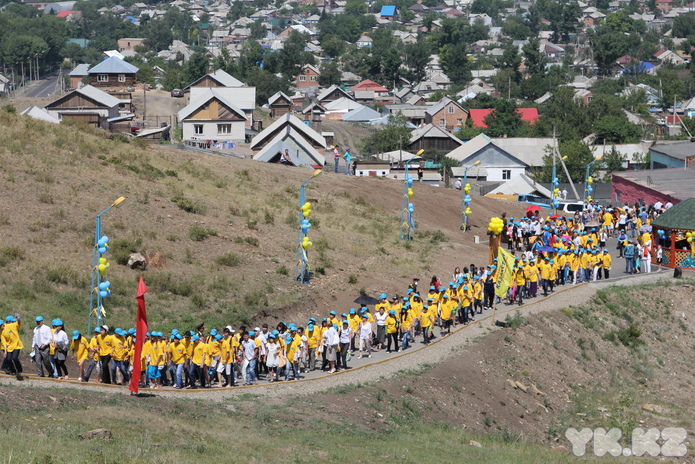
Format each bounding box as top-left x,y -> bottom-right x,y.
0,270 -> 672,401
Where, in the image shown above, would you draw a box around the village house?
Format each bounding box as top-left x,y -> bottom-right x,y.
177,89 -> 247,143
296,64 -> 320,89
87,56 -> 138,88
117,38 -> 145,51
424,97 -> 468,132
44,85 -> 120,127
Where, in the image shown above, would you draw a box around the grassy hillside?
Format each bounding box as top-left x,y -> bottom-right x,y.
0,108 -> 523,339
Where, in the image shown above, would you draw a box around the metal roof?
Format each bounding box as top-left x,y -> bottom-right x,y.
651,198 -> 695,230
88,56 -> 139,74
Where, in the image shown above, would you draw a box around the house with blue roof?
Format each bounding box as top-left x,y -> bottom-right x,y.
380,5 -> 397,21
88,56 -> 139,88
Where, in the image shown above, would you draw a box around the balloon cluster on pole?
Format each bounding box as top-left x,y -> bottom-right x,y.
488,217 -> 504,235
551,177 -> 561,210
585,176 -> 594,203
300,202 -> 313,249
95,236 -> 112,298
687,231 -> 695,257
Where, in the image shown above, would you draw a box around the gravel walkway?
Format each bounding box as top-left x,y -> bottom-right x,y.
0,269 -> 672,402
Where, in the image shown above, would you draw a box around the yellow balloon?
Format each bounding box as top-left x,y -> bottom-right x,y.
99,257 -> 107,264
687,232 -> 693,238
587,196 -> 593,202
302,202 -> 311,211
303,210 -> 310,218
408,191 -> 413,199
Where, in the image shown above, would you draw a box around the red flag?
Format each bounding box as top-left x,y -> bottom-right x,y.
129,276 -> 149,394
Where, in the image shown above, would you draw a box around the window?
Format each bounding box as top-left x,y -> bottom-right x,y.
448,105 -> 455,114
217,124 -> 232,135
97,74 -> 108,82
439,118 -> 445,127
456,119 -> 462,125
118,74 -> 126,82
310,75 -> 317,81
502,169 -> 511,180
299,75 -> 306,82
194,124 -> 203,135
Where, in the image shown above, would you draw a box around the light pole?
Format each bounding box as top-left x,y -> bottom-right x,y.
400,149 -> 424,240
296,169 -> 322,284
88,196 -> 126,333
583,155 -> 602,204
460,160 -> 481,232
551,155 -> 567,213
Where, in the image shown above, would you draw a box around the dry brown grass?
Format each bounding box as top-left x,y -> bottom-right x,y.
0,110 -> 524,338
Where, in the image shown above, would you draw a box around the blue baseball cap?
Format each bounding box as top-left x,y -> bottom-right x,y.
349,308 -> 356,314
6,316 -> 16,322
362,314 -> 368,318
389,310 -> 396,315
308,324 -> 314,330
380,293 -> 388,299
330,311 -> 336,315
210,329 -> 218,336
215,334 -> 223,341
443,294 -> 449,298
439,286 -> 446,292
176,334 -> 182,340
333,324 -> 339,329
248,331 -> 255,336
35,316 -> 44,322
192,335 -> 200,341
72,330 -> 80,340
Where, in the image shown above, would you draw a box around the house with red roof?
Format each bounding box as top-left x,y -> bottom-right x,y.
468,108 -> 539,128
351,79 -> 390,97
56,10 -> 81,19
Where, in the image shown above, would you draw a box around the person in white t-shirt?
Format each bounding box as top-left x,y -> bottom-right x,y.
322,324 -> 338,373
358,315 -> 373,359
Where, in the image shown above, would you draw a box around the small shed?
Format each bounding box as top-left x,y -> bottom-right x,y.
268,91 -> 293,118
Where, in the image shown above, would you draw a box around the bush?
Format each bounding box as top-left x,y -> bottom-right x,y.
348,273 -> 358,284
0,246 -> 25,267
215,252 -> 242,267
189,224 -> 217,241
276,265 -> 289,275
110,237 -> 143,265
171,193 -> 207,215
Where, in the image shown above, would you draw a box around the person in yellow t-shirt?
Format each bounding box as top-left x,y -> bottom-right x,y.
304,323 -> 320,371
439,294 -> 455,335
70,330 -> 89,381
385,310 -> 399,352
347,309 -> 360,351
375,293 -> 391,314
110,329 -> 130,385
190,335 -> 207,388
472,278 -> 483,315
514,265 -> 526,305
95,326 -> 114,384
1,315 -> 23,377
601,250 -> 612,280
420,305 -> 434,344
146,331 -> 164,389
399,306 -> 414,350
169,334 -> 186,389
539,259 -> 551,297
459,284 -> 473,323
525,260 -> 539,297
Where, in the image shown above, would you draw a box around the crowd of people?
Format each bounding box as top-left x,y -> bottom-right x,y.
1,200 -> 669,388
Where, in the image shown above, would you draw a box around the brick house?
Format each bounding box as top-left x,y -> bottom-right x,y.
296,64 -> 320,89
424,97 -> 469,132
655,0 -> 673,12
117,38 -> 146,51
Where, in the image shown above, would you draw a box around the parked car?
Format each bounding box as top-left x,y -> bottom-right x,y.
171,89 -> 184,97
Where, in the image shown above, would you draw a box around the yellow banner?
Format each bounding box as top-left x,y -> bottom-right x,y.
495,247 -> 515,298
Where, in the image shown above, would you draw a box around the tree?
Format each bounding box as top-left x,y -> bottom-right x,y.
440,42 -> 471,86
318,61 -> 341,87
538,139 -> 594,183
360,113 -> 412,155
184,52 -> 209,84
502,16 -> 532,40
672,12 -> 695,38
249,20 -> 266,40
600,146 -> 627,181
522,38 -> 546,76
144,19 -> 173,52
320,34 -> 345,58
404,38 -> 431,84
483,99 -> 523,137
277,30 -> 314,80
593,115 -> 642,144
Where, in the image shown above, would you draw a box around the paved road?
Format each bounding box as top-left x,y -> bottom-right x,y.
22,74 -> 61,99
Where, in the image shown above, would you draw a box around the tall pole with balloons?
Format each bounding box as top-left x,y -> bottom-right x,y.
583,155 -> 602,204
551,155 -> 567,214
687,232 -> 695,257
460,160 -> 480,231
487,217 -> 504,263
88,197 -> 125,333
400,157 -> 418,240
296,170 -> 322,284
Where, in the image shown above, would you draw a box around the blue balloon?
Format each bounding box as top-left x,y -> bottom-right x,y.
587,186 -> 593,193
302,219 -> 309,225
98,247 -> 107,254
464,199 -> 471,206
465,195 -> 471,202
553,177 -> 559,183
408,204 -> 414,213
301,226 -> 308,234
407,179 -> 413,187
99,291 -> 108,298
98,282 -> 109,290
103,281 -> 110,288
553,200 -> 560,208
407,175 -> 412,182
98,236 -> 109,246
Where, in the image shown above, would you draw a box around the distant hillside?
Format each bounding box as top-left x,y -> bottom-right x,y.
0,108 -> 522,337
